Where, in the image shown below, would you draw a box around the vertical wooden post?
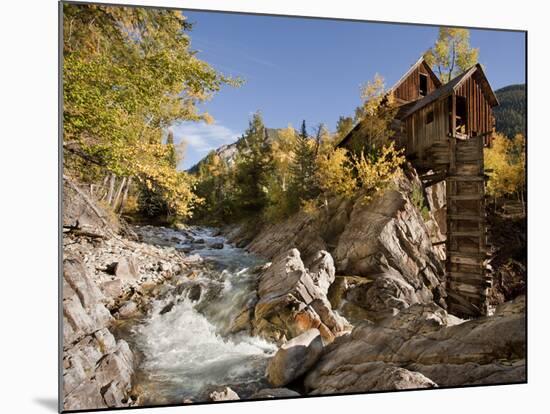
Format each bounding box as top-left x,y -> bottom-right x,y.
450,92 -> 457,174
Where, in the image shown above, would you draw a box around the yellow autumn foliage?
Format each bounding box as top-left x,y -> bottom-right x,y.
484,133 -> 526,201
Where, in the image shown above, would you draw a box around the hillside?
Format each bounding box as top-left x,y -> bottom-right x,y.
494,84 -> 526,138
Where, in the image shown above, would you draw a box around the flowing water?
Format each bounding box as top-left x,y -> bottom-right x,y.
121,226 -> 277,405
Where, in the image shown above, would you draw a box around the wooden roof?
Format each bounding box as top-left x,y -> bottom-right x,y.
389,56 -> 443,94
398,64 -> 499,120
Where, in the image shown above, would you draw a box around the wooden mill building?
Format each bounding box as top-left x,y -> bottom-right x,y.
339,57 -> 499,318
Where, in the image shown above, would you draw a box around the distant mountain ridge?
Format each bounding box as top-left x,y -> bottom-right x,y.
188,127 -> 296,173
493,84 -> 525,138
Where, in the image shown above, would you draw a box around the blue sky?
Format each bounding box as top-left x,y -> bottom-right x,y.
173,11 -> 526,169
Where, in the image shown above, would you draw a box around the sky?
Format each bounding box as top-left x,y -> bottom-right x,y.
173,11 -> 526,169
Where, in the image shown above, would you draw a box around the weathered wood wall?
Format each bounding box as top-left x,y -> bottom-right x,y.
393,61 -> 440,102
454,75 -> 495,145
402,74 -> 495,161
403,99 -> 449,158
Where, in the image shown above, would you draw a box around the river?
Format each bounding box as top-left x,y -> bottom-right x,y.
118,226 -> 277,405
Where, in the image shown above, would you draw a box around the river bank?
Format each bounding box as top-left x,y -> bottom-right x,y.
62,173 -> 526,411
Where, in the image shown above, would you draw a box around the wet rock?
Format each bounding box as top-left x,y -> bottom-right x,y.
228,298 -> 257,334
209,242 -> 224,249
159,301 -> 175,315
188,284 -> 202,302
250,388 -> 301,399
193,238 -> 205,244
267,329 -> 324,387
208,387 -> 240,401
304,297 -> 526,395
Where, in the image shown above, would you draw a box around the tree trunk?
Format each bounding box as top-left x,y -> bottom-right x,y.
106,174 -> 116,206
118,177 -> 133,214
100,175 -> 109,201
520,190 -> 525,215
112,176 -> 127,211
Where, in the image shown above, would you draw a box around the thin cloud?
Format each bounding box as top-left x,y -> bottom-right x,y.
172,121 -> 241,154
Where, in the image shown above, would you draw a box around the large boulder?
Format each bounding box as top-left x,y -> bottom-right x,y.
252,249 -> 349,343
332,183 -> 445,313
266,329 -> 324,387
303,296 -> 526,395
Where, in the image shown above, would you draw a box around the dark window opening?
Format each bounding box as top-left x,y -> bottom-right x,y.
419,73 -> 428,96
426,111 -> 434,124
455,96 -> 467,134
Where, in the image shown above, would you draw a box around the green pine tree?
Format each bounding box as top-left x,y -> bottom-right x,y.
234,112 -> 274,214
289,120 -> 318,206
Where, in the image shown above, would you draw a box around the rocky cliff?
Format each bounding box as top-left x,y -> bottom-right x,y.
228,165 -> 447,322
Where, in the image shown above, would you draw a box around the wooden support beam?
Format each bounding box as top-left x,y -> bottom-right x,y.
449,255 -> 484,266
447,214 -> 485,222
450,230 -> 484,237
448,276 -> 492,288
447,250 -> 487,258
448,194 -> 484,201
447,175 -> 485,182
448,271 -> 485,279
447,281 -> 482,295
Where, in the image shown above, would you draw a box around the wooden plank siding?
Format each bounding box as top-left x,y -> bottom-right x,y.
404,73 -> 495,161
404,99 -> 449,158
393,61 -> 440,103
454,76 -> 494,140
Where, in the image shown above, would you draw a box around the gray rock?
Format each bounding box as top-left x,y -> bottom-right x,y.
307,250 -> 336,293
182,254 -> 203,264
100,279 -> 123,300
250,388 -> 301,399
113,257 -> 139,282
117,301 -> 138,319
208,387 -> 240,401
63,257 -> 112,346
267,329 -> 324,387
304,297 -> 526,395
209,242 -> 224,249
62,256 -> 134,411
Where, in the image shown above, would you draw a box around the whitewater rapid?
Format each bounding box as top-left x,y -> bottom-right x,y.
123,226 -> 277,404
